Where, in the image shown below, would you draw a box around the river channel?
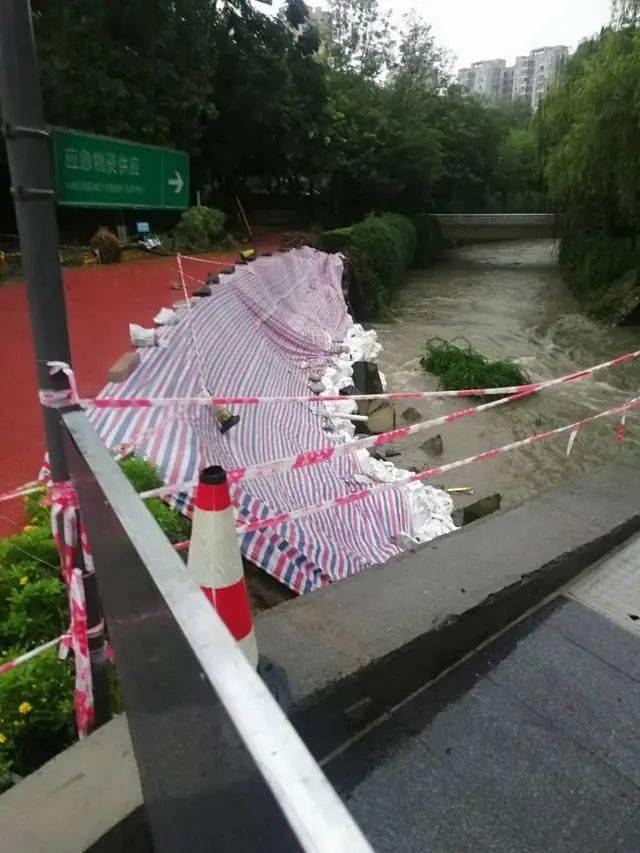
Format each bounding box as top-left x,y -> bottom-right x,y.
374,239 -> 640,512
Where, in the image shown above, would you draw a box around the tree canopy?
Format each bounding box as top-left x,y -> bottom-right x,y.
611,0 -> 640,26
0,0 -> 547,232
536,15 -> 640,289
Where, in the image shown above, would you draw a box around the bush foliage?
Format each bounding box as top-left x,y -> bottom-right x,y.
412,214 -> 443,267
537,26 -> 640,292
0,456 -> 192,786
421,338 -> 530,393
118,455 -> 164,492
0,651 -> 74,780
322,212 -> 418,317
174,206 -> 227,253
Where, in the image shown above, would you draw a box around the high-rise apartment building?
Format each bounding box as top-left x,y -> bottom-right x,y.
512,54 -> 536,102
501,66 -> 515,102
459,45 -> 569,109
457,67 -> 476,91
457,59 -> 513,104
528,46 -> 569,109
308,5 -> 331,34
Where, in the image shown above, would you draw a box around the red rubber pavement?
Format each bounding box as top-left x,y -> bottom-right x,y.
0,242 -> 281,535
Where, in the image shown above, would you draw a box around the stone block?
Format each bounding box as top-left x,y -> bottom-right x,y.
108,351 -> 140,384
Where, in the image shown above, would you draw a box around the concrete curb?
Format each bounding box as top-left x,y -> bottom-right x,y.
255,456 -> 640,756
0,716 -> 145,852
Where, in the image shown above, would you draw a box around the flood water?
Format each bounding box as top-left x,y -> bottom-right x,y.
374,240 -> 640,512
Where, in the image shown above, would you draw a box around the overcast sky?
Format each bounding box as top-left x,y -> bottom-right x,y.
269,0 -> 612,69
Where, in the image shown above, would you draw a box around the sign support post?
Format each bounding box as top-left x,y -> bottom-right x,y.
0,0 -> 71,482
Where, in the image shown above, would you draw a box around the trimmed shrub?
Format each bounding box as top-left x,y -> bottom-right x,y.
0,651 -> 74,778
118,455 -> 164,492
145,498 -> 191,544
0,454 -> 192,787
23,488 -> 49,528
119,456 -> 192,543
0,528 -> 59,575
1,577 -> 68,648
322,213 -> 417,318
421,338 -> 530,393
412,214 -> 443,267
320,226 -> 353,254
174,206 -> 226,253
0,560 -> 55,622
0,754 -> 11,794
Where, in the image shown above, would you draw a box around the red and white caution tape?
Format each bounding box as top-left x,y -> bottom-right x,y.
0,481 -> 41,504
137,348 -> 640,499
47,480 -> 98,737
235,394 -> 640,534
0,633 -> 70,676
175,254 -> 211,399
48,480 -> 80,585
178,252 -> 237,267
68,567 -> 93,738
139,387 -> 538,500
38,349 -> 640,411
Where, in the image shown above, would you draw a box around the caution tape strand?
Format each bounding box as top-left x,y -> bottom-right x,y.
39,349 -> 640,411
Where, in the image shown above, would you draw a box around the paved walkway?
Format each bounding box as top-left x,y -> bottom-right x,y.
0,239 -> 281,535
327,538 -> 640,851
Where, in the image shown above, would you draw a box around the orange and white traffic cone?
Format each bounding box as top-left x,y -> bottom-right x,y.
187,465 -> 258,668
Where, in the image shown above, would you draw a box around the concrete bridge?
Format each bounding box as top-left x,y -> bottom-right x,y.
434,213 -> 557,242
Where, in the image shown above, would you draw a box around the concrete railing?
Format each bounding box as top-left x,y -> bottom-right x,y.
433,213 -> 557,242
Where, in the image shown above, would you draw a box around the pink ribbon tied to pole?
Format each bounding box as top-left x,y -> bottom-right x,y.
38,360 -> 80,409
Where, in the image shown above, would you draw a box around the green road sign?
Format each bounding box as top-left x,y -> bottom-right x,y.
51,128 -> 189,210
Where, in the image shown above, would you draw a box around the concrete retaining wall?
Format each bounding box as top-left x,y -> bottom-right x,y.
256,455 -> 640,755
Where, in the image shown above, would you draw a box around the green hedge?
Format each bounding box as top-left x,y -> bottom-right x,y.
320,226 -> 353,254
321,213 -> 418,318
412,214 -> 443,268
0,455 -> 192,789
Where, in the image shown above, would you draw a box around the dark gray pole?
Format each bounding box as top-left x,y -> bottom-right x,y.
0,0 -> 70,482
0,0 -> 110,727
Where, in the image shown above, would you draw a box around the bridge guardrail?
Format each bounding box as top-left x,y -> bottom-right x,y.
62,408 -> 371,853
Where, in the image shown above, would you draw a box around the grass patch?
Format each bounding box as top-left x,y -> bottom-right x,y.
421,338 -> 530,392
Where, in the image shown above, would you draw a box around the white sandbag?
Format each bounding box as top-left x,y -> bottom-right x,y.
129,323 -> 163,348
153,307 -> 179,326
318,315 -> 457,545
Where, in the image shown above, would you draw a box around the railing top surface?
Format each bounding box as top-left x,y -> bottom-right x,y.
62,409 -> 372,853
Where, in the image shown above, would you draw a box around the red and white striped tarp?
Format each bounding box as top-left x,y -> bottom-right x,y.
89,248 -> 413,593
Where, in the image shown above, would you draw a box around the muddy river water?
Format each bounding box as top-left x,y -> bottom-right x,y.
373,240 -> 640,513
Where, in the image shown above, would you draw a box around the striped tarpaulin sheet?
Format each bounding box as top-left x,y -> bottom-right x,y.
89,247 -> 409,593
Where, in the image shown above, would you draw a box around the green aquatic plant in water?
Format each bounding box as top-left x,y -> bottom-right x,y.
421,338 -> 530,393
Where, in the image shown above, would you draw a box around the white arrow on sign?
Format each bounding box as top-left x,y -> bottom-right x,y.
168,170 -> 184,194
